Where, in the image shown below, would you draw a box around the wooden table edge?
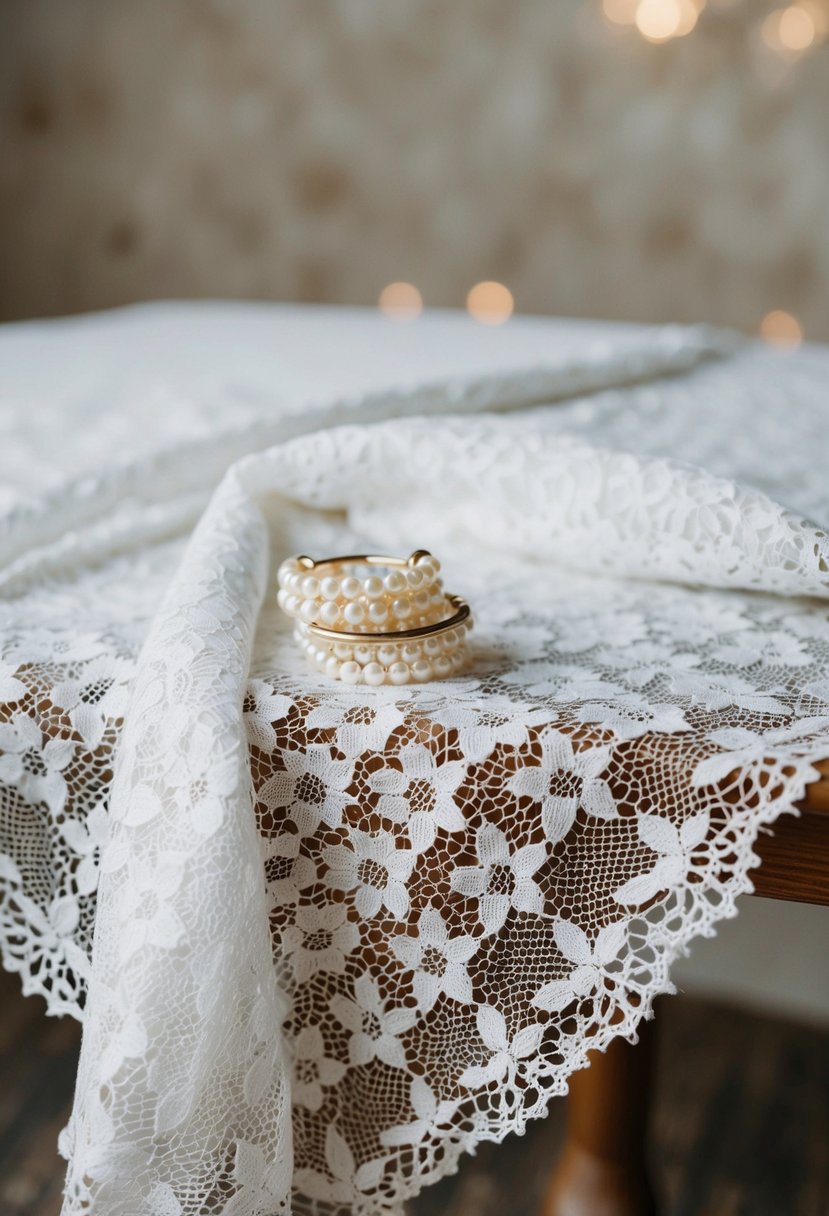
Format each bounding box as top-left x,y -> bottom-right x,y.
752,758 -> 829,905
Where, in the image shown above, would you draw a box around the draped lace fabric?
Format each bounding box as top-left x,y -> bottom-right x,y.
0,307 -> 828,1215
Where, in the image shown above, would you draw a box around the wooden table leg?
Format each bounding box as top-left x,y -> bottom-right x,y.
542,1022 -> 658,1216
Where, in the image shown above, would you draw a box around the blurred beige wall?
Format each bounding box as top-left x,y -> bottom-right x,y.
1,0 -> 828,335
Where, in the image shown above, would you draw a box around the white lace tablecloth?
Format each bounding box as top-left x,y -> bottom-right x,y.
1,303 -> 828,1216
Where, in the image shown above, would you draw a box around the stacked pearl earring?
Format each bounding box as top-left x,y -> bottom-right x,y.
277,550 -> 447,633
276,550 -> 473,685
294,610 -> 473,686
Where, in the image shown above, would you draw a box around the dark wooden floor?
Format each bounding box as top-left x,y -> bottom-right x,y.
1,968 -> 827,1216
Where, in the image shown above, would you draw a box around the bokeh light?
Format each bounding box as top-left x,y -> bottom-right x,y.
603,0 -> 640,25
805,0 -> 829,37
636,0 -> 683,40
675,0 -> 703,34
760,309 -> 804,348
378,282 -> 423,321
762,4 -> 819,52
634,0 -> 702,41
466,282 -> 514,326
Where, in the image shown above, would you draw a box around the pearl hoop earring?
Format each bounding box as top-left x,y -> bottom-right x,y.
277,551 -> 473,684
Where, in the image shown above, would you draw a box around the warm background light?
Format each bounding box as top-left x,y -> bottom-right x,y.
466,281 -> 514,326
804,0 -> 829,36
603,0 -> 640,24
760,309 -> 804,348
378,281 -> 423,321
633,0 -> 702,41
636,0 -> 682,40
674,0 -> 703,35
780,3 -> 817,46
762,3 -> 822,52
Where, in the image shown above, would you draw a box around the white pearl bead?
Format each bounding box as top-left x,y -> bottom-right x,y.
314,648 -> 329,670
377,644 -> 397,666
355,644 -> 374,664
344,601 -> 365,626
401,642 -> 421,664
300,575 -> 320,599
299,599 -> 318,624
392,599 -> 412,620
384,570 -> 406,594
411,660 -> 432,682
434,656 -> 452,678
363,661 -> 385,686
450,651 -> 464,670
321,576 -> 340,600
325,656 -> 341,680
278,558 -> 298,581
388,661 -> 410,685
285,594 -> 300,617
340,661 -> 362,684
333,642 -> 353,660
406,568 -> 425,589
277,589 -> 290,612
319,600 -> 340,626
288,572 -> 304,595
414,589 -> 430,611
424,637 -> 442,657
341,576 -> 361,600
368,601 -> 389,626
364,575 -> 385,599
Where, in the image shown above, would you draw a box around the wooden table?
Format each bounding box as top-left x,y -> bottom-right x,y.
545,761 -> 829,1216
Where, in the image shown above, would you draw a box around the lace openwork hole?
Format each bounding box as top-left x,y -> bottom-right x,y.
295,1059 -> 318,1085
551,773 -> 584,801
420,946 -> 446,978
357,858 -> 387,888
266,855 -> 293,883
362,1010 -> 383,1039
488,864 -> 515,896
22,749 -> 47,777
304,930 -> 333,952
295,773 -> 326,805
80,679 -> 112,706
408,778 -> 435,813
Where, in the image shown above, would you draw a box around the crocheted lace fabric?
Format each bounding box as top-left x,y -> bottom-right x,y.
1,307 -> 828,1216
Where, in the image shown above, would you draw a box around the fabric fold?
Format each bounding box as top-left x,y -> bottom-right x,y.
63,467 -> 294,1215
241,413 -> 829,600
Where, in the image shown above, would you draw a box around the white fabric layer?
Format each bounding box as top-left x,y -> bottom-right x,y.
1,306 -> 828,1215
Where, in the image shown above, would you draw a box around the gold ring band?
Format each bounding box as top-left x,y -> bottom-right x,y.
295,550 -> 433,572
301,595 -> 472,644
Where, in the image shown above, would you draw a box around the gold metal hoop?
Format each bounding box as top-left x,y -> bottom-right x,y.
300,594 -> 471,644
294,550 -> 433,574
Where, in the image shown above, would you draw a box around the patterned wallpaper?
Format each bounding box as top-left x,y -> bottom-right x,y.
1,0 -> 828,336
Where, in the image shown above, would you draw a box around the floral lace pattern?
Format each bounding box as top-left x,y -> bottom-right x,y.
1,313 -> 828,1215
